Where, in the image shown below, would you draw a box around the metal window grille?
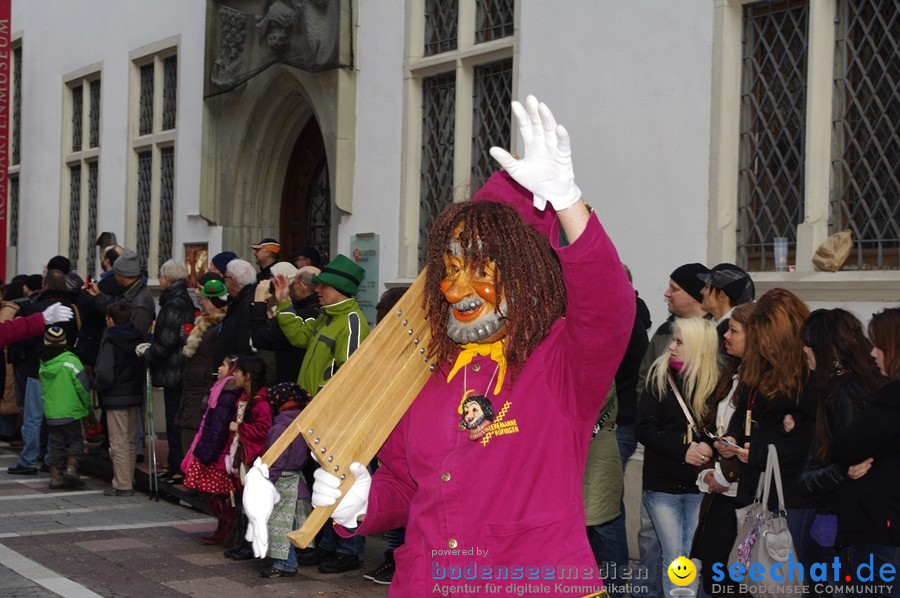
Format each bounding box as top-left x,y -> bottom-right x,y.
159,147 -> 175,264
68,166 -> 82,265
307,164 -> 332,264
419,72 -> 457,269
831,0 -> 900,270
12,47 -> 21,165
471,59 -> 512,189
424,0 -> 458,56
89,80 -> 101,148
136,151 -> 153,273
475,0 -> 515,43
736,0 -> 809,271
72,85 -> 83,152
162,56 -> 177,131
87,163 -> 99,277
9,175 -> 18,247
139,64 -> 154,135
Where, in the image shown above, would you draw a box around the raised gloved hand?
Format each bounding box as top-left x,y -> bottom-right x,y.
135,342 -> 151,357
489,95 -> 582,212
311,461 -> 370,529
242,458 -> 280,558
42,303 -> 74,325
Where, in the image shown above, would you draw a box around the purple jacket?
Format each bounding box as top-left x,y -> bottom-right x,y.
193,388 -> 242,466
266,408 -> 310,498
340,215 -> 634,597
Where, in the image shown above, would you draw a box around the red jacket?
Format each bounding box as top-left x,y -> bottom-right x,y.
237,388 -> 272,467
0,313 -> 45,347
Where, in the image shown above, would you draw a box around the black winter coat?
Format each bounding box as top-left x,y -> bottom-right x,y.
832,379 -> 900,547
249,294 -> 320,384
93,323 -> 145,410
728,385 -> 817,509
176,311 -> 223,431
9,291 -> 81,378
214,284 -> 254,367
144,281 -> 195,389
636,371 -> 705,494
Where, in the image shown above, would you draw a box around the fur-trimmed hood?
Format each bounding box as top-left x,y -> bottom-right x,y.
183,310 -> 226,358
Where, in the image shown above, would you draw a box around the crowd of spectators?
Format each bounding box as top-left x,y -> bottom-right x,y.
1,240 -> 897,595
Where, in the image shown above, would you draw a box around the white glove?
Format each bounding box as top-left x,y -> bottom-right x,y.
135,342 -> 151,357
489,95 -> 582,212
42,303 -> 74,325
242,458 -> 280,558
311,462 -> 370,529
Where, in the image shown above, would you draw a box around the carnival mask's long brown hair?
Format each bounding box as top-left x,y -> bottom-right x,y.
741,288 -> 810,401
424,201 -> 566,376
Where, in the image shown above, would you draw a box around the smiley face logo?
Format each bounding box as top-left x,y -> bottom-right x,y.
667,556 -> 696,586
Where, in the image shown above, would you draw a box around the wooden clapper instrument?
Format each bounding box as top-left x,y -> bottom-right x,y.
260,270 -> 433,548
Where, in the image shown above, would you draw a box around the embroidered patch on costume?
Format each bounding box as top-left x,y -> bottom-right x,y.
480,400 -> 518,446
459,391 -> 495,441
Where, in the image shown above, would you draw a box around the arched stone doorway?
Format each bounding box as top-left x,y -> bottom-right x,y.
279,118 -> 331,264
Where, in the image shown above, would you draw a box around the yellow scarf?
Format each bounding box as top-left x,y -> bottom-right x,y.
446,340 -> 507,397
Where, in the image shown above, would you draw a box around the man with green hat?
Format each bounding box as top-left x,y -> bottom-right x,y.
271,253 -> 370,572
272,253 -> 369,399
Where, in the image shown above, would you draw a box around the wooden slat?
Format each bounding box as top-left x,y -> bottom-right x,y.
260,269 -> 434,548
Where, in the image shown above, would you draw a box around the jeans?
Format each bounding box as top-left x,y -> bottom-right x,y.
588,516 -> 630,597
163,384 -> 184,473
17,377 -> 43,468
273,543 -> 298,572
318,522 -> 364,556
643,490 -> 703,596
615,424 -> 637,468
632,499 -> 662,598
47,420 -> 84,467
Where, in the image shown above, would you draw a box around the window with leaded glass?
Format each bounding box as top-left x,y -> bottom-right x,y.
87,162 -> 99,276
139,64 -> 154,135
471,59 -> 512,189
89,80 -> 101,148
68,166 -> 82,265
475,0 -> 515,43
130,47 -> 178,278
736,0 -> 809,271
831,0 -> 899,270
136,151 -> 153,273
71,85 -> 83,152
162,56 -> 177,130
308,164 -> 332,264
9,176 -> 18,248
63,72 -> 101,275
424,0 -> 458,56
418,72 -> 457,269
158,147 -> 175,264
12,47 -> 21,165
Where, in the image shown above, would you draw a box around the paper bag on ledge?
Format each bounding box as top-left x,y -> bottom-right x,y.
812,230 -> 852,272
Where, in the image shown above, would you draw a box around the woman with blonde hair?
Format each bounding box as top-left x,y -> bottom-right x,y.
637,316 -> 720,596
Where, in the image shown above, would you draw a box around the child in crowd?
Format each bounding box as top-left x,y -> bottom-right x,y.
39,326 -> 91,490
258,381 -> 312,578
93,302 -> 145,497
182,355 -> 243,544
223,356 -> 271,561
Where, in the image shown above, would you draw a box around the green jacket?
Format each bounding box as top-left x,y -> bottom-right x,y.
583,384 -> 623,526
39,349 -> 91,422
276,296 -> 370,396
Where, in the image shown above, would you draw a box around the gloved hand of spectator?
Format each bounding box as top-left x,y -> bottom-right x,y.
489,95 -> 582,212
135,342 -> 151,357
243,458 -> 280,558
311,461 -> 370,529
42,303 -> 74,325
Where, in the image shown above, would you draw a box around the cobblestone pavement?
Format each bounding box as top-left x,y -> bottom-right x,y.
0,446 -> 389,598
